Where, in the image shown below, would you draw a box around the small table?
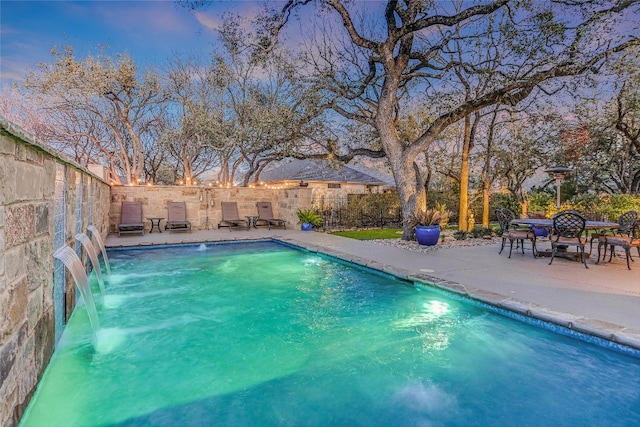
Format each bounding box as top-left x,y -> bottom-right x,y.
245,215 -> 260,230
147,217 -> 164,233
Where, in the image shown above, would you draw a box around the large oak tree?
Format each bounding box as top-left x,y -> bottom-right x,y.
203,0 -> 639,238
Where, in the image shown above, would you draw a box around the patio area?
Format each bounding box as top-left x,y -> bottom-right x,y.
104,228 -> 640,350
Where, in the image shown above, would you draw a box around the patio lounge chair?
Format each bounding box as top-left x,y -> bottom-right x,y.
165,201 -> 192,233
496,208 -> 537,258
118,201 -> 145,236
549,211 -> 588,269
218,202 -> 248,231
255,201 -> 286,230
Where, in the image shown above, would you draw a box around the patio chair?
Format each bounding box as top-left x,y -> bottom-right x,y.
218,202 -> 248,231
596,219 -> 640,270
165,201 -> 192,233
592,210 -> 637,261
495,208 -> 537,258
255,201 -> 286,230
549,211 -> 588,268
118,201 -> 145,236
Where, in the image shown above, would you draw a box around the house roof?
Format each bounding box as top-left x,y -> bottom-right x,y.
259,159 -> 394,186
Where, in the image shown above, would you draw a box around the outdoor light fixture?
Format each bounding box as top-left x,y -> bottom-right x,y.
200,187 -> 214,229
544,167 -> 573,209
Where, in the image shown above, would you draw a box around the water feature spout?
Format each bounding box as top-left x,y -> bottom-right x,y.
76,233 -> 106,299
87,225 -> 111,275
53,246 -> 100,341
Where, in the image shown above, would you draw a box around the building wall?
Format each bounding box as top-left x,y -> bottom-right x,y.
0,120 -> 111,427
109,185 -> 313,232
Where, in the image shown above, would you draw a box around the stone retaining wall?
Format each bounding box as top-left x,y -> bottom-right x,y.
109,185 -> 312,233
0,119 -> 110,427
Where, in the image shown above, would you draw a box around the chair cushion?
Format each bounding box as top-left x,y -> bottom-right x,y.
556,236 -> 587,245
604,236 -> 640,248
508,230 -> 535,239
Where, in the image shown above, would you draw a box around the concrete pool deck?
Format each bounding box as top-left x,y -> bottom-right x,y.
104,228 -> 640,350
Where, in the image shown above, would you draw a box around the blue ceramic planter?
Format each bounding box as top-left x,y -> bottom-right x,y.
415,225 -> 440,246
301,222 -> 313,231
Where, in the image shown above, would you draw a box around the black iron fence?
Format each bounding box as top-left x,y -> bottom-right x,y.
312,193 -> 403,230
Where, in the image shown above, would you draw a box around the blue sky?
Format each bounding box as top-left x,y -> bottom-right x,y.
0,0 -> 267,86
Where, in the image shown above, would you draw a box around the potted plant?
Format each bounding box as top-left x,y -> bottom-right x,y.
407,208 -> 450,246
296,209 -> 323,231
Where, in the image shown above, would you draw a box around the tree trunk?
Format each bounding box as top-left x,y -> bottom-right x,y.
458,115 -> 472,231
482,181 -> 490,228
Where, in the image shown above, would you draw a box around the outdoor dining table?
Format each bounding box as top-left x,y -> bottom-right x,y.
510,218 -> 619,261
510,218 -> 619,230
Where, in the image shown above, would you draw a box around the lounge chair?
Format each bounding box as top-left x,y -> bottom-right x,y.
165,201 -> 192,233
118,201 -> 145,236
218,202 -> 248,231
255,201 -> 286,230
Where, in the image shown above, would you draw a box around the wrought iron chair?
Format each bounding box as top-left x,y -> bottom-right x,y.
593,210 -> 637,261
496,208 -> 537,258
597,219 -> 640,270
549,211 -> 588,268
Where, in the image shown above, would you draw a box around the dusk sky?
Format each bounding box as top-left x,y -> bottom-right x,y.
0,1 -> 272,86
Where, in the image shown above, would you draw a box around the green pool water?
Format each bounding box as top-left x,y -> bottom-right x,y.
19,241 -> 640,427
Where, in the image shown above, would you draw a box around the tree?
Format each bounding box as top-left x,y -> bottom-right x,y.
573,46 -> 640,194
492,110 -> 556,216
162,53 -> 221,184
212,0 -> 639,239
24,46 -> 166,184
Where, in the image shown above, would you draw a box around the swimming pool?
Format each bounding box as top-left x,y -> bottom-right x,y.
19,241 -> 640,426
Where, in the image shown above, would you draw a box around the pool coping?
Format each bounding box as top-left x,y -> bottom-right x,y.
104,232 -> 640,352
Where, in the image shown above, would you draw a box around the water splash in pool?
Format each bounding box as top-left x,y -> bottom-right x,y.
52,246 -> 100,343
87,225 -> 111,275
75,233 -> 106,300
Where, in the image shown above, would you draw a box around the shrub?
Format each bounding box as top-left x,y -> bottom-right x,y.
453,230 -> 469,240
296,209 -> 323,227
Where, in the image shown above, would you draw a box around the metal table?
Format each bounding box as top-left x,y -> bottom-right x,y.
147,217 -> 164,233
510,218 -> 619,261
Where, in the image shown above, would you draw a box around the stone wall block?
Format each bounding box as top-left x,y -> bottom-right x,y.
0,276 -> 28,342
43,158 -> 56,198
1,384 -> 17,427
27,286 -> 43,336
0,156 -> 17,206
0,340 -> 18,427
5,205 -> 35,249
34,203 -> 49,237
0,134 -> 16,154
14,144 -> 26,162
24,147 -> 43,165
3,249 -> 25,297
0,232 -> 5,277
33,310 -> 53,381
0,326 -> 17,387
14,163 -> 41,202
26,239 -> 50,292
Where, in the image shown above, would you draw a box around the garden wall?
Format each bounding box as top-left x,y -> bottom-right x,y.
0,119 -> 111,427
109,185 -> 313,233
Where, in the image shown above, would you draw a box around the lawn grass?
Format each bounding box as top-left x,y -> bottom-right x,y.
329,228 -> 403,240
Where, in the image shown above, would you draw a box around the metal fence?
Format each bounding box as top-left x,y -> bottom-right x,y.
312,194 -> 403,230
